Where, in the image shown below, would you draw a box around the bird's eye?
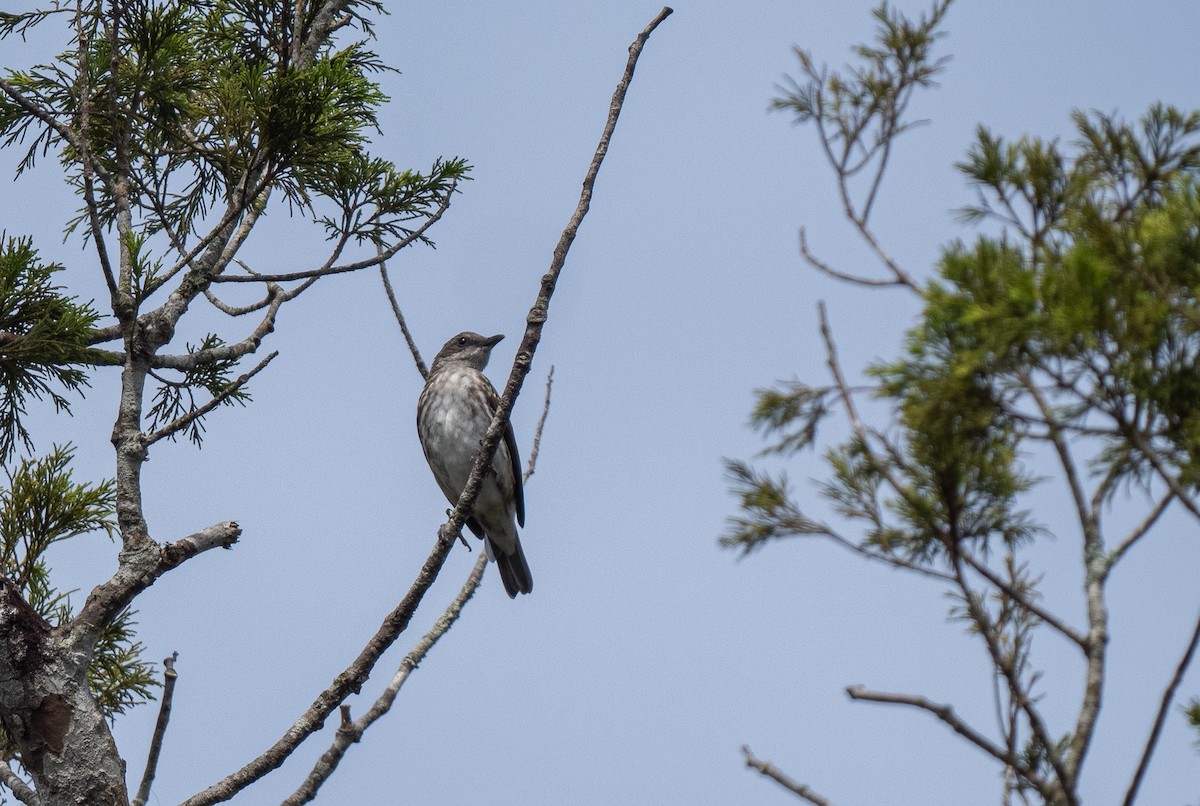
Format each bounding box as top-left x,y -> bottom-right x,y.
457,337 -> 468,346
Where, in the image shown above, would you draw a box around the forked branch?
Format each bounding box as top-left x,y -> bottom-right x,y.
177,10 -> 672,804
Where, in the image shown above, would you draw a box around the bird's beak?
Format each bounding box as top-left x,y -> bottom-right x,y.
484,334 -> 505,347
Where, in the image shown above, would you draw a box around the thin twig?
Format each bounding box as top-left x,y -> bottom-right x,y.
131,653 -> 179,806
523,367 -> 554,483
800,228 -> 905,288
379,246 -> 427,380
1122,607 -> 1200,806
1103,491 -> 1175,578
203,287 -> 275,317
741,745 -> 834,806
847,686 -> 1033,778
823,528 -> 956,582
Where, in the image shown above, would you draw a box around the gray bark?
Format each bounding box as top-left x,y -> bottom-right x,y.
0,579 -> 128,805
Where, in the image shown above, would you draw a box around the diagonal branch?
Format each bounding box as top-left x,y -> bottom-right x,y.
177,524 -> 462,806
176,11 -> 671,805
800,228 -> 907,288
523,367 -> 554,483
956,547 -> 1089,649
1122,607 -> 1200,806
1103,491 -> 1175,578
283,359 -> 554,803
846,685 -> 1056,800
947,555 -> 1074,805
741,745 -> 834,806
0,760 -> 40,806
441,2 -> 673,566
280,552 -> 488,806
379,246 -> 427,380
131,653 -> 179,806
67,521 -> 242,648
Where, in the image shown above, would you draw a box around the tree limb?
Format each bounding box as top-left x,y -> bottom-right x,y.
947,555 -> 1074,805
283,354 -> 553,803
741,745 -> 834,806
523,367 -> 554,484
1103,492 -> 1175,578
177,11 -> 671,803
379,248 -> 427,380
0,760 -> 40,806
280,552 -> 487,806
956,547 -> 1089,649
132,652 -> 179,806
800,228 -> 905,288
67,521 -> 242,646
846,685 -> 1051,793
1122,607 -> 1200,806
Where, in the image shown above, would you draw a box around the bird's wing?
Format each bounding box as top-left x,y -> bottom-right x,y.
505,416 -> 525,528
487,381 -> 525,528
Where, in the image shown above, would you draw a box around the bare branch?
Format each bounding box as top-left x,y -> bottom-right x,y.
1122,607 -> 1200,806
178,12 -> 672,804
523,366 -> 554,483
440,1 -> 674,566
800,228 -> 904,288
179,524 -> 459,806
143,351 -> 279,447
203,287 -> 275,318
131,653 -> 179,806
285,356 -> 554,803
379,248 -> 427,380
846,686 -> 1036,783
281,553 -> 487,805
1103,492 -> 1175,577
741,745 -> 834,806
0,760 -> 40,806
67,521 -> 242,646
818,302 -> 866,436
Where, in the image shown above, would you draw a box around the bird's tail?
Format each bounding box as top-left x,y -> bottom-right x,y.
487,535 -> 533,598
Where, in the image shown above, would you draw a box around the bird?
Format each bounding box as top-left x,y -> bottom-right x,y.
416,331 -> 533,597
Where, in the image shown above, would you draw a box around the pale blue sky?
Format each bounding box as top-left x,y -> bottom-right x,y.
5,1 -> 1200,804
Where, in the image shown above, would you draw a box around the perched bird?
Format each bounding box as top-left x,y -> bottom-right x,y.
417,331 -> 532,597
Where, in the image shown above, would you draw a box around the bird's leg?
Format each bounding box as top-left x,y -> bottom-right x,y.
444,509 -> 473,550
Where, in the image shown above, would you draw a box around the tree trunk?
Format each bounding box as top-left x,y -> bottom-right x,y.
1,578 -> 129,805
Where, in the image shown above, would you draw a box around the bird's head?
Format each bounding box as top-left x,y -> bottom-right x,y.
431,331 -> 504,372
